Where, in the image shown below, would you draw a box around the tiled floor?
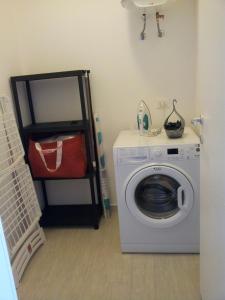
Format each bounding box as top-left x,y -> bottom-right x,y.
18,209 -> 200,300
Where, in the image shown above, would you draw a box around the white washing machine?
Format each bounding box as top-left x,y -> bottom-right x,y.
113,127 -> 200,253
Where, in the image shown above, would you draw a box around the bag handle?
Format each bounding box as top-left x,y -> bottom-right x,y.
35,141 -> 63,173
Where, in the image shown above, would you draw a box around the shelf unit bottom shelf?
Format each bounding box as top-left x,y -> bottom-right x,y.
40,204 -> 102,229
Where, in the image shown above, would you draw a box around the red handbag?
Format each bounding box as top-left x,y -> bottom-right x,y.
28,134 -> 87,178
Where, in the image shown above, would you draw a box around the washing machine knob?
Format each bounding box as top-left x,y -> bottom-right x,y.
154,149 -> 162,157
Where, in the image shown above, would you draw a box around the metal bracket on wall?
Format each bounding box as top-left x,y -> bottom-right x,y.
140,13 -> 147,40
156,11 -> 165,37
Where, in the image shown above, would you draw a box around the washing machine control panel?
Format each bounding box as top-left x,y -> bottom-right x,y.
117,144 -> 200,164
151,144 -> 200,161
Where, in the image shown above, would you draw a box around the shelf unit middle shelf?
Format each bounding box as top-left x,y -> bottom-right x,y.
23,120 -> 88,134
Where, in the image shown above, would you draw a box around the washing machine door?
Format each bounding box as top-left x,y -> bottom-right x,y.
126,165 -> 194,228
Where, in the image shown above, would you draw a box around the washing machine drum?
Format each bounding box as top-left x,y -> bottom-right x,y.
126,165 -> 194,228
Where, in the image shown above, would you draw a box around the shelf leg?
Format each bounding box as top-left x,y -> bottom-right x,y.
41,180 -> 48,209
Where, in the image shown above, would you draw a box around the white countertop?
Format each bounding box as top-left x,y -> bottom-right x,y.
113,127 -> 200,148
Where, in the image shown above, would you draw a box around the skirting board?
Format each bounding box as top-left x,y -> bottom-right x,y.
12,225 -> 46,287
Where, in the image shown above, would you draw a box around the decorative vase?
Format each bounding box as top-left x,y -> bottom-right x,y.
164,99 -> 185,139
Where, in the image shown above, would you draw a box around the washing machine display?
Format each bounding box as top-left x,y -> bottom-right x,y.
167,148 -> 179,155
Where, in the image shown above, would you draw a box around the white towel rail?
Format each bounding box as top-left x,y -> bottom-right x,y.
0,96 -> 45,287
0,97 -> 24,176
0,164 -> 41,258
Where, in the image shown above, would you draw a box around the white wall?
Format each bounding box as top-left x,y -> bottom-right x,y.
0,2 -> 23,95
197,1 -> 225,299
16,0 -> 196,204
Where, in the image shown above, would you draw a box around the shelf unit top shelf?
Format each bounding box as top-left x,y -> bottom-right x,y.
11,70 -> 90,82
23,120 -> 88,133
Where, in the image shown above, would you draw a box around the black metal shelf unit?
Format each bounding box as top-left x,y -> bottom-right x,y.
11,70 -> 102,229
